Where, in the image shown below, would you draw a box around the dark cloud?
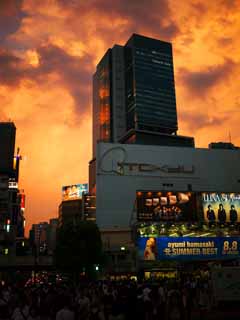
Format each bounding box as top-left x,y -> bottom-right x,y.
58,0 -> 180,42
220,0 -> 239,9
217,37 -> 232,47
179,112 -> 229,131
36,44 -> 94,116
0,0 -> 26,41
179,59 -> 236,95
0,43 -> 94,117
0,49 -> 25,86
190,2 -> 207,17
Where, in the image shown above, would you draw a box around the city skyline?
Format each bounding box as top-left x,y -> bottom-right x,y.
0,0 -> 240,232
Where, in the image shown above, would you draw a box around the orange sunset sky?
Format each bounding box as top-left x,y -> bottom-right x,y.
0,0 -> 240,234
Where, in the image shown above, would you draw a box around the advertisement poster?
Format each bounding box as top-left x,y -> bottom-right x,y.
62,184 -> 88,201
136,191 -> 197,222
202,193 -> 240,224
138,236 -> 240,261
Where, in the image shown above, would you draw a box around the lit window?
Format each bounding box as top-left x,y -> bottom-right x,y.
152,59 -> 163,64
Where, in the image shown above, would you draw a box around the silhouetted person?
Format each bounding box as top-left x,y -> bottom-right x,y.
218,203 -> 226,224
230,204 -> 238,224
207,205 -> 215,224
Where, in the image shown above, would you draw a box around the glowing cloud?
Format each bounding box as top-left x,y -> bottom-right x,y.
0,0 -> 239,233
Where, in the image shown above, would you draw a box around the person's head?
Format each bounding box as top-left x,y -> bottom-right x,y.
208,204 -> 212,210
231,205 -> 235,210
219,204 -> 223,209
71,185 -> 78,193
146,237 -> 156,248
64,186 -> 71,197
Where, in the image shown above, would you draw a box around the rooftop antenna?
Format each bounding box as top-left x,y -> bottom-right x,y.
229,131 -> 232,143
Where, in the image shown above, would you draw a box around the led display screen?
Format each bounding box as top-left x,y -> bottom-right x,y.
136,191 -> 198,222
202,193 -> 240,224
138,236 -> 240,261
62,183 -> 88,201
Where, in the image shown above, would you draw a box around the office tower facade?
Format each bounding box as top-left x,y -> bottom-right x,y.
92,34 -> 194,158
0,122 -> 17,230
124,34 -> 177,135
0,122 -> 25,260
93,45 -> 126,158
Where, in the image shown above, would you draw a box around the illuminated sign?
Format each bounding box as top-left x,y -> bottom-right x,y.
136,191 -> 198,222
9,180 -> 18,189
62,184 -> 88,201
138,236 -> 240,261
98,147 -> 195,176
20,193 -> 25,210
202,193 -> 240,224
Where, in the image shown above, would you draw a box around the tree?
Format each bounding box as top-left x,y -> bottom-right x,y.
55,220 -> 102,279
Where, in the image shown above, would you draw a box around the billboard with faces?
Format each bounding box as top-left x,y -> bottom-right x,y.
138,236 -> 240,261
136,191 -> 198,222
62,184 -> 88,201
202,193 -> 240,224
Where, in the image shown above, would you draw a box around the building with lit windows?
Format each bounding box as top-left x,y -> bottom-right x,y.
92,34 -> 194,160
95,142 -> 240,275
124,34 -> 177,134
0,122 -> 25,260
90,34 -> 194,194
93,45 -> 126,158
90,34 -> 240,276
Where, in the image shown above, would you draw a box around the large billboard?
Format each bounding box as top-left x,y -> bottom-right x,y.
62,183 -> 88,201
202,193 -> 240,224
136,191 -> 198,222
138,236 -> 240,261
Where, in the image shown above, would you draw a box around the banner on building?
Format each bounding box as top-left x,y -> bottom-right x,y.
138,236 -> 240,261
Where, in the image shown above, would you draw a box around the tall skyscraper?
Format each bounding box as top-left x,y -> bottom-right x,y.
0,122 -> 24,258
0,122 -> 16,174
0,122 -> 25,249
92,34 -> 194,158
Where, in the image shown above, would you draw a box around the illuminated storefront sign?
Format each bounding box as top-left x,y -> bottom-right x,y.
62,183 -> 88,201
136,191 -> 198,222
138,236 -> 240,261
202,193 -> 240,224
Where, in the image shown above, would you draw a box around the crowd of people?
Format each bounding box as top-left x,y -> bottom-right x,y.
0,276 -> 214,320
